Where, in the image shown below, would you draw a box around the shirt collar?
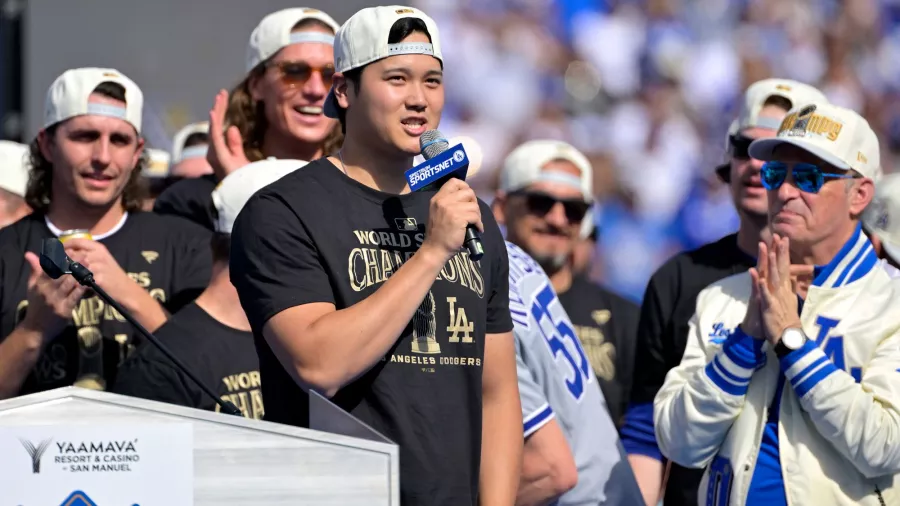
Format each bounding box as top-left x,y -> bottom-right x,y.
811,222 -> 879,288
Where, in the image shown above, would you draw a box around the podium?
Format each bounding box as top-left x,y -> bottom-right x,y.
0,386 -> 399,505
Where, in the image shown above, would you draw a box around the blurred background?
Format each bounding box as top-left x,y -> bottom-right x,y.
2,0 -> 899,302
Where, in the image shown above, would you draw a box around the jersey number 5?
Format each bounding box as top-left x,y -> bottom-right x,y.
531,283 -> 592,400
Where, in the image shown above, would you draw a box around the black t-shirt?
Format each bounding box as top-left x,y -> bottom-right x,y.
557,275 -> 639,428
152,174 -> 218,230
114,302 -> 262,419
229,158 -> 513,506
626,233 -> 755,506
0,212 -> 212,395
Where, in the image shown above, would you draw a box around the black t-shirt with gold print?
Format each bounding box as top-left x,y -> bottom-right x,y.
0,212 -> 212,395
557,275 -> 639,428
114,302 -> 262,419
230,158 -> 513,506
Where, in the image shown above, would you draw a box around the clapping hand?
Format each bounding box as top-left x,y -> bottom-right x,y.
752,234 -> 803,346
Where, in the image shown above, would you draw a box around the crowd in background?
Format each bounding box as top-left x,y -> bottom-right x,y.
378,0 -> 900,301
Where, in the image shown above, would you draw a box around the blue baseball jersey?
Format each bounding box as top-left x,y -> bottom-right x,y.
506,241 -> 641,505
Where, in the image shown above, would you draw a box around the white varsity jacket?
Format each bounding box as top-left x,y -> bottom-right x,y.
654,225 -> 900,506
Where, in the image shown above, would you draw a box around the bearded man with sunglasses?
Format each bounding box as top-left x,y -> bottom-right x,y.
492,140 -> 639,429
655,102 -> 900,505
622,78 -> 827,506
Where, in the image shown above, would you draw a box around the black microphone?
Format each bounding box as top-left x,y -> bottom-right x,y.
39,238 -> 244,417
417,130 -> 485,261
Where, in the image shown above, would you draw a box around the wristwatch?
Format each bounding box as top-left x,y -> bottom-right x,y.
775,328 -> 807,358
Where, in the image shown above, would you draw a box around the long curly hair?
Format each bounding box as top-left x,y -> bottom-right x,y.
25,81 -> 148,214
224,18 -> 343,162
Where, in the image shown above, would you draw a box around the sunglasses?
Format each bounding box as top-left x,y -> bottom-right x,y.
268,61 -> 336,88
761,161 -> 857,193
729,134 -> 753,159
513,191 -> 591,222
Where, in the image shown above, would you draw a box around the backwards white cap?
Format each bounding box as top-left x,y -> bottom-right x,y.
863,173 -> 900,263
43,67 -> 143,134
0,140 -> 30,197
734,79 -> 828,132
323,5 -> 442,118
246,8 -> 340,72
716,79 -> 827,181
499,140 -> 594,202
172,121 -> 209,163
749,102 -> 882,181
211,158 -> 309,234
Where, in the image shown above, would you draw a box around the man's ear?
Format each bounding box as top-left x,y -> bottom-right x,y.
132,137 -> 146,170
37,129 -> 53,161
491,192 -> 507,225
248,71 -> 264,102
333,73 -> 353,109
850,178 -> 875,217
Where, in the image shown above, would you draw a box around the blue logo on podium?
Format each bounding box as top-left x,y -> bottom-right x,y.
59,490 -> 98,506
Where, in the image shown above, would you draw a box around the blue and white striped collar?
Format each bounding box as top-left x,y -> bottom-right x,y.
812,223 -> 878,288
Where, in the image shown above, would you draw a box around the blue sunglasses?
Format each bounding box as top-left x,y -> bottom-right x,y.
761,161 -> 856,193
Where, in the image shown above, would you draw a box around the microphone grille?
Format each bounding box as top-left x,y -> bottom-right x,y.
420,129 -> 449,160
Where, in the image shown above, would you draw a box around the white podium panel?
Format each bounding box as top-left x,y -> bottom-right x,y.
0,387 -> 399,506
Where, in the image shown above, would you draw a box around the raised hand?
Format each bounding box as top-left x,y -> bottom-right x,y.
757,234 -> 802,345
206,89 -> 251,180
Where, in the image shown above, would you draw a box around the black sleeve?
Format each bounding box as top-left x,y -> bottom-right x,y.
113,351 -> 201,409
483,206 -> 513,334
229,191 -> 334,332
629,266 -> 678,405
612,298 -> 641,425
167,220 -> 213,313
153,177 -> 217,230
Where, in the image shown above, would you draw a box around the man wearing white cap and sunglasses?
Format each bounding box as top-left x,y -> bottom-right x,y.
230,6 -> 521,505
654,102 -> 900,505
116,158 -> 307,419
0,68 -> 211,400
623,78 -> 827,506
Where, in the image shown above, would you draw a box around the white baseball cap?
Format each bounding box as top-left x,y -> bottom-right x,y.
748,102 -> 882,180
211,158 -> 309,234
499,140 -> 593,202
734,79 -> 828,132
0,140 -> 30,197
863,173 -> 900,263
143,149 -> 171,179
323,5 -> 443,118
246,8 -> 340,72
43,67 -> 143,134
716,79 -> 827,182
172,121 -> 209,163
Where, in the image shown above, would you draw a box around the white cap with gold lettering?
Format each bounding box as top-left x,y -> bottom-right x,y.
43,67 -> 143,134
748,102 -> 882,180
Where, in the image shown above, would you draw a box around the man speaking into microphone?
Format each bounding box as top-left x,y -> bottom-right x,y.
229,6 -> 521,506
